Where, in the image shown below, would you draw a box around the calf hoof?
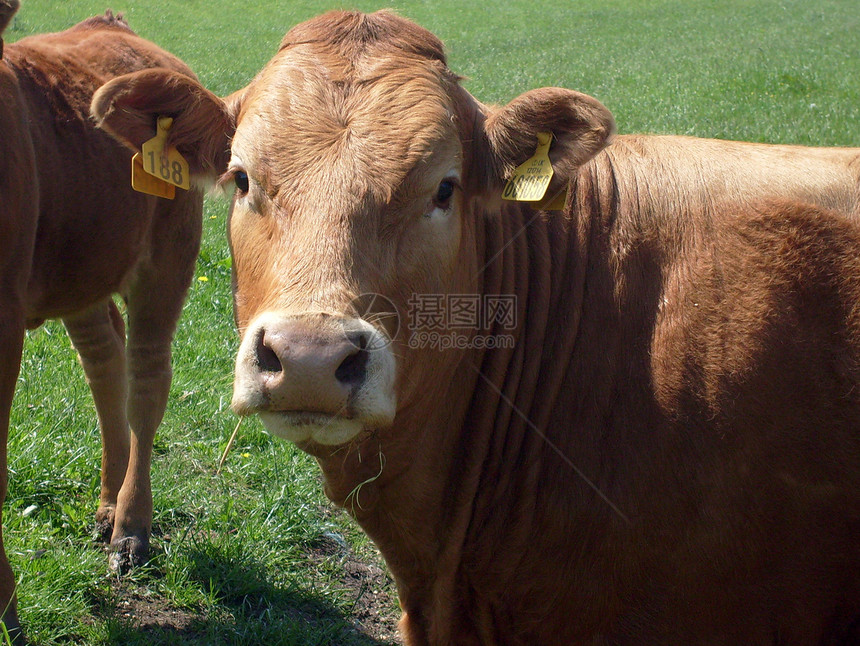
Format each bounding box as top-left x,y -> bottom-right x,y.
108,534 -> 149,574
2,615 -> 25,645
94,506 -> 116,543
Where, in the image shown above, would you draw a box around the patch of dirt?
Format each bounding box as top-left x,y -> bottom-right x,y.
342,557 -> 401,643
114,588 -> 198,632
307,532 -> 402,644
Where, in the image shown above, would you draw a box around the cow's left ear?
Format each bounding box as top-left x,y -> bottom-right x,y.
91,69 -> 240,182
477,87 -> 615,197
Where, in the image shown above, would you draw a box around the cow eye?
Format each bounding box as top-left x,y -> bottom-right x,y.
234,171 -> 249,194
433,179 -> 456,209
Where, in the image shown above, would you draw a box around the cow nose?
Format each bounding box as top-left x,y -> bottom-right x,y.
253,326 -> 370,413
232,313 -> 398,443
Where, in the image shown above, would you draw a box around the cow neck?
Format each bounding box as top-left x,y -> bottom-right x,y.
402,188 -> 605,640
451,155 -> 653,641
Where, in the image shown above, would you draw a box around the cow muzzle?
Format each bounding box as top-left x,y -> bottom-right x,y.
231,312 -> 396,446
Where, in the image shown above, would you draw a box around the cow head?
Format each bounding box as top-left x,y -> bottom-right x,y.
92,10 -> 614,451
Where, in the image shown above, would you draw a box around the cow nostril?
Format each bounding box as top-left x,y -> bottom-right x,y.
349,331 -> 369,352
256,334 -> 282,373
336,333 -> 369,386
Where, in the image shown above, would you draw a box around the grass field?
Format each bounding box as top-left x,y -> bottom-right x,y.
4,0 -> 860,643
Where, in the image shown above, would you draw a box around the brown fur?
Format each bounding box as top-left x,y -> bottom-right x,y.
0,10 -> 202,637
92,10 -> 860,645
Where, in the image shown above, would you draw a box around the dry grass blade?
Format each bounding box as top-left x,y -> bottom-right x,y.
216,417 -> 243,475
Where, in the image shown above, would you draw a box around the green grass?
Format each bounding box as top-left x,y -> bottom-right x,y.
4,0 -> 860,643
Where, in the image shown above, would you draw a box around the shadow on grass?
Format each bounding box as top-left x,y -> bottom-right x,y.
105,539 -> 397,646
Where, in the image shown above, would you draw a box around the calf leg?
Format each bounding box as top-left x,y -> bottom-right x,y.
107,283 -> 185,571
107,194 -> 200,572
106,302 -> 168,572
0,305 -> 25,639
62,300 -> 129,542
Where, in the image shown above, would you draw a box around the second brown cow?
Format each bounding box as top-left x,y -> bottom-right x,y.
0,4 -> 201,636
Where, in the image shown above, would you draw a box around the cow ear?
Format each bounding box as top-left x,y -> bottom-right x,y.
479,87 -> 614,197
91,69 -> 237,182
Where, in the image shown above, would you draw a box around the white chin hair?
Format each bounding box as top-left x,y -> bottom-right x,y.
258,411 -> 365,446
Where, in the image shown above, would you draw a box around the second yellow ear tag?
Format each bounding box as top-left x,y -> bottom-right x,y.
502,132 -> 554,202
140,116 -> 191,190
131,153 -> 175,199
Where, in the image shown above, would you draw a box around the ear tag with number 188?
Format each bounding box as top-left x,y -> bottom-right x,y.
131,116 -> 190,198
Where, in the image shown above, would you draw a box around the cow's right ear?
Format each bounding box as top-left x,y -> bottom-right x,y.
91,69 -> 237,181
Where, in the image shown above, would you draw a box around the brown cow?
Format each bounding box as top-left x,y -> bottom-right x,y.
0,3 -> 201,637
92,10 -> 860,645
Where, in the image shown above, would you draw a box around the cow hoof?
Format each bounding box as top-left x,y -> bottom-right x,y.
94,518 -> 114,544
108,535 -> 149,574
94,505 -> 116,543
94,519 -> 113,544
1,616 -> 25,645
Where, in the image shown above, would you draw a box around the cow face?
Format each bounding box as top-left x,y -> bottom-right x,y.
223,47 -> 468,446
92,10 -> 614,449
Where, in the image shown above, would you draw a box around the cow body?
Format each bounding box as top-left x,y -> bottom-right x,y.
92,10 -> 860,644
0,6 -> 201,635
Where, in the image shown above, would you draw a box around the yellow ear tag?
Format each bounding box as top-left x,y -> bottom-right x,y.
502,132 -> 554,202
131,153 -> 175,199
140,116 -> 191,190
